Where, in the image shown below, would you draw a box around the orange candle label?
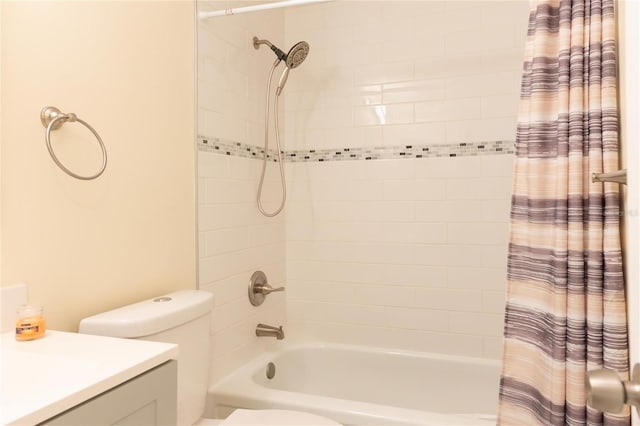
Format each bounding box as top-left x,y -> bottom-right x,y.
15,316 -> 46,341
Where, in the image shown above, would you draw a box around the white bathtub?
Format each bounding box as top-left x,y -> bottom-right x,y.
210,342 -> 500,425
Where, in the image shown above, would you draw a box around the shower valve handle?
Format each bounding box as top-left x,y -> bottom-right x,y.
257,284 -> 285,295
248,270 -> 285,306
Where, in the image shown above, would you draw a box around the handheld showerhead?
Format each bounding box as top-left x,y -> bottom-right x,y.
276,68 -> 290,96
275,41 -> 309,95
253,36 -> 310,217
253,37 -> 309,70
285,41 -> 309,69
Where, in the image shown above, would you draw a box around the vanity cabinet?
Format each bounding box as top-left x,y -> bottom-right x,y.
41,360 -> 177,426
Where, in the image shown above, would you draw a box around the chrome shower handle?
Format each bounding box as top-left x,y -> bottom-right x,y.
248,271 -> 285,306
256,283 -> 284,295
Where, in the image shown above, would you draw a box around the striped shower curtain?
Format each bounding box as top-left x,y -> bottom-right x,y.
498,0 -> 629,425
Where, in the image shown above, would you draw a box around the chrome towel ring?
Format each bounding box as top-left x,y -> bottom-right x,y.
40,106 -> 107,180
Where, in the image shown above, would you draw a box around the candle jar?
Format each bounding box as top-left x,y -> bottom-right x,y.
15,305 -> 46,341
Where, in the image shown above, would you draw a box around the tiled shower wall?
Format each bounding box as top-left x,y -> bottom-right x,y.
283,1 -> 529,358
197,0 -> 530,381
197,2 -> 287,384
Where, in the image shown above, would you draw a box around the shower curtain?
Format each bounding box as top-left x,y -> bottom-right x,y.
498,0 -> 629,425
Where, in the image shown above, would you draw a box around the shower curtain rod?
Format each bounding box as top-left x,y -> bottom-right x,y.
198,0 -> 335,19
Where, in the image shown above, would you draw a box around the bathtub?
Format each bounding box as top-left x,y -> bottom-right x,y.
209,342 -> 500,425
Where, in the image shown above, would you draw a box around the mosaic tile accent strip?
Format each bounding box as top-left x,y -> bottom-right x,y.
197,135 -> 515,162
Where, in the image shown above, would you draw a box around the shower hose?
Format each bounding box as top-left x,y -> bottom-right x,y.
257,59 -> 287,217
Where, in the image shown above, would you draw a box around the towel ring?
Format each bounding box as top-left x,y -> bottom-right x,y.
40,106 -> 107,180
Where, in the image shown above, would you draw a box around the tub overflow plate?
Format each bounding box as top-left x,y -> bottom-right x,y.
266,362 -> 276,380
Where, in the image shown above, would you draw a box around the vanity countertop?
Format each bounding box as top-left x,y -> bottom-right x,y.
1,330 -> 178,425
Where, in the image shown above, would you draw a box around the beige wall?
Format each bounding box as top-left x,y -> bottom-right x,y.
1,1 -> 196,331
618,0 -> 640,386
0,1 -> 3,285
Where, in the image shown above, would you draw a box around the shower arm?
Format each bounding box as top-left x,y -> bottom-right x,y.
253,37 -> 287,62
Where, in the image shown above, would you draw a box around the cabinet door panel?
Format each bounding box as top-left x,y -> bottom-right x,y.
41,360 -> 177,426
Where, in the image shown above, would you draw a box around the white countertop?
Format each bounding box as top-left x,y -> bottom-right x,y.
1,330 -> 178,426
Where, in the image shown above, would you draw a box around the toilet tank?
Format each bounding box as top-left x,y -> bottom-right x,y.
79,290 -> 214,426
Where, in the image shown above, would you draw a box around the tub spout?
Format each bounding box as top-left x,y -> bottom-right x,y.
256,323 -> 284,340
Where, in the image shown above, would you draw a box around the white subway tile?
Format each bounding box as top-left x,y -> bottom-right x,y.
447,267 -> 506,291
383,38 -> 445,63
445,31 -> 487,55
323,303 -> 389,327
408,330 -> 485,357
445,71 -> 522,99
198,204 -> 252,231
483,336 -> 504,359
354,62 -> 414,86
415,97 -> 481,123
354,104 -> 414,126
415,200 -> 482,223
447,222 -> 510,245
202,274 -> 245,306
445,119 -> 477,143
481,199 -> 512,222
199,249 -> 252,283
198,231 -> 207,257
414,100 -> 447,123
415,57 -> 455,80
310,178 -> 383,202
361,159 -> 415,180
481,154 -> 515,177
450,312 -> 503,337
205,179 -> 254,204
446,177 -> 514,200
477,116 -> 519,141
249,223 -> 285,246
198,178 -> 208,205
356,125 -> 385,147
313,201 -> 415,222
414,288 -> 483,312
211,298 -> 249,333
382,180 -> 447,201
382,264 -> 447,287
287,280 -> 356,303
383,123 -> 446,146
292,241 -> 415,265
205,227 -> 249,256
383,80 -> 446,104
481,244 -> 509,269
483,290 -> 507,315
442,245 -> 486,267
414,245 -> 449,268
385,307 -> 450,332
414,156 -> 482,178
354,285 -> 416,307
394,223 -> 447,244
481,49 -> 526,74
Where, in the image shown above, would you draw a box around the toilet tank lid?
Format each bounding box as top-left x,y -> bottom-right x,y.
78,290 -> 214,338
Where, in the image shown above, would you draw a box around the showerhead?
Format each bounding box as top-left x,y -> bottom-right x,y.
253,37 -> 310,69
254,36 -> 310,96
285,41 -> 309,69
276,41 -> 309,95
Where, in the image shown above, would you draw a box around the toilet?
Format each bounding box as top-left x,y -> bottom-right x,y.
78,290 -> 340,426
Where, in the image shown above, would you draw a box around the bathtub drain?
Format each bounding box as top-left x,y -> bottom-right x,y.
266,362 -> 276,380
